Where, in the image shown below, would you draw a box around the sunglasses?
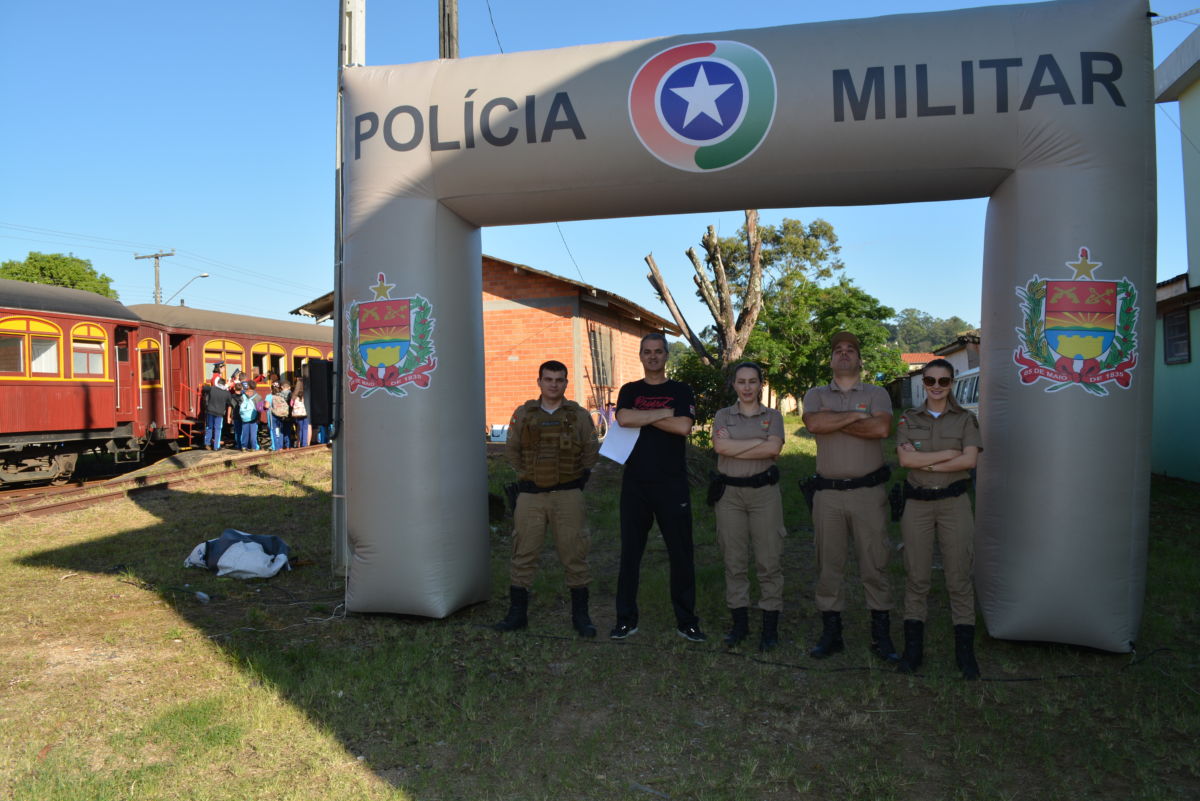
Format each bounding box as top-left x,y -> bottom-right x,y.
922,376 -> 952,387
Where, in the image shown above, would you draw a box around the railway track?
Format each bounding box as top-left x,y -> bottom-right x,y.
0,446 -> 329,522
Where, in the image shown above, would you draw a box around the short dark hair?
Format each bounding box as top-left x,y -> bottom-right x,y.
539,360 -> 568,379
640,331 -> 669,349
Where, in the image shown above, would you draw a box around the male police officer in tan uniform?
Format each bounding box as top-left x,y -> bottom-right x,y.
801,332 -> 899,662
493,360 -> 600,637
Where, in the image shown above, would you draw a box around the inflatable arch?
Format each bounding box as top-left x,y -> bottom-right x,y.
339,0 -> 1154,652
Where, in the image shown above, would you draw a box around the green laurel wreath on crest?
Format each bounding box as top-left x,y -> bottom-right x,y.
1016,278 -> 1054,366
1016,276 -> 1138,397
1100,279 -> 1138,370
346,295 -> 436,398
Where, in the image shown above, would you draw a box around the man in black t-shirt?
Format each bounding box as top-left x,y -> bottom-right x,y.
610,332 -> 706,642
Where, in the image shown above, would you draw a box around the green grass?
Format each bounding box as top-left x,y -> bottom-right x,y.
1,441 -> 1197,801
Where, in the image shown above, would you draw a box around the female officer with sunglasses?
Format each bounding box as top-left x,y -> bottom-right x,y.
895,358 -> 983,679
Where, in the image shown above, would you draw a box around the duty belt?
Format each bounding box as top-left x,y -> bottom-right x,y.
808,464 -> 891,492
517,475 -> 588,494
706,465 -> 780,506
903,478 -> 971,502
719,465 -> 780,489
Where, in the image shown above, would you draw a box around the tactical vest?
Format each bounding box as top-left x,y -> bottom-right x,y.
517,400 -> 585,488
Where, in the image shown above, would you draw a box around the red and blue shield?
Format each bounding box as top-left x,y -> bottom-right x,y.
356,299 -> 411,369
1043,280 -> 1117,361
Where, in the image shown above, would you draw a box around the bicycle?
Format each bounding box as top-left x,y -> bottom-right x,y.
589,409 -> 610,442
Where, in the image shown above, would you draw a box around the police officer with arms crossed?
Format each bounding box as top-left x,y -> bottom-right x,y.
895,358 -> 982,679
610,332 -> 705,642
493,360 -> 600,637
711,362 -> 786,651
801,332 -> 899,662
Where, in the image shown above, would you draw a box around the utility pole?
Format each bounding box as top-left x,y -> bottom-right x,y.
334,0 -> 366,578
134,250 -> 175,304
439,0 -> 458,59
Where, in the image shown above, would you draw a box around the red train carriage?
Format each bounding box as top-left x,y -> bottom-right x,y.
1,279 -> 145,484
126,304 -> 332,446
0,278 -> 332,486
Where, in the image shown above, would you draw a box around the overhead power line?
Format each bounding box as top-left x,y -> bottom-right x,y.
0,221 -> 326,296
1150,8 -> 1200,24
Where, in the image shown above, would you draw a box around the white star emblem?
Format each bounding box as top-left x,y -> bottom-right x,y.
669,65 -> 734,128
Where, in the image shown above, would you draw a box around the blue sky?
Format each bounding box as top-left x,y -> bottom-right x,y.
1,1 -> 1195,332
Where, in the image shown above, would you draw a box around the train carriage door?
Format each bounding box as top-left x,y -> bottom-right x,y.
114,326 -> 136,417
170,335 -> 193,416
138,337 -> 164,430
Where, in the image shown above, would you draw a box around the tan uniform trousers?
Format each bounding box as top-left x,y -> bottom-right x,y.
813,484 -> 892,612
715,483 -> 785,612
510,488 -> 589,589
900,493 -> 976,625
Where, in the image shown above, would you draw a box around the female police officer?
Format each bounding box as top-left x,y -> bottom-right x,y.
711,362 -> 786,650
895,358 -> 983,679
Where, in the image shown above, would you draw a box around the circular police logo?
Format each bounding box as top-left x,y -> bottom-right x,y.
629,41 -> 776,172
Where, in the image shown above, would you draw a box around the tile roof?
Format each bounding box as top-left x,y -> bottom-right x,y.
901,352 -> 937,365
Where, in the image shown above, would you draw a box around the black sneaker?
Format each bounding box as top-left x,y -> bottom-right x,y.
677,624 -> 707,642
609,622 -> 638,639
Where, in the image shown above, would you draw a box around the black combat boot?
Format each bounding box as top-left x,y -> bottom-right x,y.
759,610 -> 780,652
723,607 -> 750,646
492,586 -> 529,632
954,624 -> 981,680
809,611 -> 844,659
870,609 -> 900,663
570,587 -> 596,638
897,619 -> 924,674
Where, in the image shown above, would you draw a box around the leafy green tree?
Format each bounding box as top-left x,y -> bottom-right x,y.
0,252 -> 118,298
888,308 -> 973,352
750,275 -> 907,399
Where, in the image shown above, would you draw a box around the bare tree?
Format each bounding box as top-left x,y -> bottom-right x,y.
645,209 -> 764,368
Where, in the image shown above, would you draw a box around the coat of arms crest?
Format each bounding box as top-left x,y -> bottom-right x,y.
1013,247 -> 1138,396
346,273 -> 437,398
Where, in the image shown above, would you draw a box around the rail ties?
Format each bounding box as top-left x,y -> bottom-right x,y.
0,445 -> 329,522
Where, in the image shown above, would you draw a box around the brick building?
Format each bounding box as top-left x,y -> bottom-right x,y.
480,255 -> 678,427
291,255 -> 678,429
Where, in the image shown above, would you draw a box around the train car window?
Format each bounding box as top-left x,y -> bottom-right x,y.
69,323 -> 109,378
140,350 -> 161,381
292,346 -> 323,378
73,340 -> 105,377
1,317 -> 62,377
138,338 -> 161,383
205,339 -> 245,379
31,337 -> 60,376
0,335 -> 22,373
251,342 -> 285,379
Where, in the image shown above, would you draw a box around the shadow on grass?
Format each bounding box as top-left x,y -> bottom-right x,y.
15,459 -> 1200,800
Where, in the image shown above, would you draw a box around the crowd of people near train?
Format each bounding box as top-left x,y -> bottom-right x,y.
198,365 -> 327,452
494,331 -> 983,680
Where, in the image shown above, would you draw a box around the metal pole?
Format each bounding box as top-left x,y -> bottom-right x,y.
439,0 -> 458,59
164,272 -> 209,305
134,250 -> 175,304
333,0 -> 366,578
